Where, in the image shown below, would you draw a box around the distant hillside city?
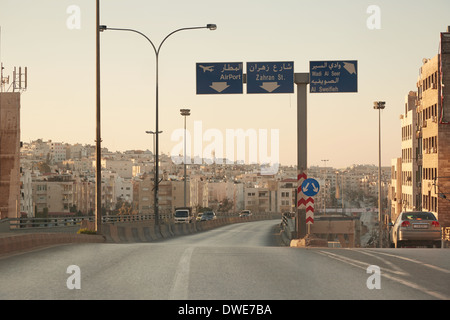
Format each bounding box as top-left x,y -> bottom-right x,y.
19,139 -> 391,218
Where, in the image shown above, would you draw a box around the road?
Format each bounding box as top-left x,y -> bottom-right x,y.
1,220 -> 449,301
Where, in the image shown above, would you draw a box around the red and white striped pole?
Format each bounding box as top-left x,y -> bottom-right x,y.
297,171 -> 307,237
296,73 -> 309,238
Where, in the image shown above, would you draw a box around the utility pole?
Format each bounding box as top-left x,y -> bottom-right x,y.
374,101 -> 386,247
95,0 -> 102,234
321,159 -> 329,214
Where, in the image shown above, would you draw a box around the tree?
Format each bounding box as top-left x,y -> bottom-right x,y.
218,198 -> 234,213
37,161 -> 51,174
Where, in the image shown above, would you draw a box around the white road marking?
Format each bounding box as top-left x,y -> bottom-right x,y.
168,247 -> 194,300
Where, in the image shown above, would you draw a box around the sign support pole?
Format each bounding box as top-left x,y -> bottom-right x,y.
295,73 -> 309,238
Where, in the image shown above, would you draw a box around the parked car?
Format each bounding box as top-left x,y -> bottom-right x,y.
196,213 -> 203,222
239,210 -> 252,217
200,211 -> 216,221
389,211 -> 442,248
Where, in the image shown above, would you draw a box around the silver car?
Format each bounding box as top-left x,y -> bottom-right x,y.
389,211 -> 442,248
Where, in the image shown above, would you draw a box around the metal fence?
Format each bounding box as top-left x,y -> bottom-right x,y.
2,211 -> 281,232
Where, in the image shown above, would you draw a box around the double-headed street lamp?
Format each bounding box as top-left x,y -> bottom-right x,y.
100,24 -> 216,225
180,109 -> 191,207
374,101 -> 386,247
145,130 -> 163,199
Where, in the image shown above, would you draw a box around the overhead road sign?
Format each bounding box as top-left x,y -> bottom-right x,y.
196,62 -> 243,94
247,61 -> 294,94
309,60 -> 358,93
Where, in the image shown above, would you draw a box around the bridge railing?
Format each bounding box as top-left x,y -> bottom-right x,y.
2,211 -> 281,232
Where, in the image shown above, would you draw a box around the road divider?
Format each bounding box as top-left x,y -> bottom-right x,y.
0,233 -> 105,256
0,214 -> 280,254
100,214 -> 278,243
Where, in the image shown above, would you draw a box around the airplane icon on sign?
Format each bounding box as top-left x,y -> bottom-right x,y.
199,65 -> 214,73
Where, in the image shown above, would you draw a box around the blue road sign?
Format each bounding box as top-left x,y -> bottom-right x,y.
309,60 -> 358,93
301,178 -> 320,197
247,61 -> 294,94
196,62 -> 243,94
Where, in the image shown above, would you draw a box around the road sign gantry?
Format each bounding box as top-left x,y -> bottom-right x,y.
195,59 -> 358,237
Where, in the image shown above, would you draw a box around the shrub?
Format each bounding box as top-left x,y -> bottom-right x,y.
77,228 -> 97,235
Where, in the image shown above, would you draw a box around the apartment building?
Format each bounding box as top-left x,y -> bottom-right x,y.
0,92 -> 21,219
391,28 -> 450,229
32,174 -> 75,216
244,180 -> 295,213
48,141 -> 66,163
416,30 -> 450,229
389,158 -> 402,220
101,158 -> 133,179
20,169 -> 34,217
400,91 -> 421,214
73,176 -> 94,215
133,174 -> 154,215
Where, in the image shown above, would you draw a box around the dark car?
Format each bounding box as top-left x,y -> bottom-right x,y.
200,211 -> 216,221
389,211 -> 442,248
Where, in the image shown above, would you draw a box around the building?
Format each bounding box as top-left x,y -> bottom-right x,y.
20,169 -> 34,217
0,92 -> 21,219
48,141 -> 66,163
32,174 -> 75,216
417,28 -> 450,228
389,158 -> 402,220
391,27 -> 450,229
101,158 -> 133,179
400,91 -> 421,215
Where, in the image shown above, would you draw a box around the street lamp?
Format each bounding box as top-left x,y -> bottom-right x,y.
145,131 -> 163,171
374,101 -> 386,247
180,109 -> 191,207
100,24 -> 216,224
321,159 -> 329,214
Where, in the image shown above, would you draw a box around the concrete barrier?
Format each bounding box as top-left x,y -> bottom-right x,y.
159,224 -> 173,238
143,226 -> 160,241
0,214 -> 281,254
0,233 -> 105,256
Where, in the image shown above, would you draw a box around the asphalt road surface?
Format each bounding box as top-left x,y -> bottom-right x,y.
1,220 -> 449,300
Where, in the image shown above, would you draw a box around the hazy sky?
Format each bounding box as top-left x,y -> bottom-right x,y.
1,0 -> 449,169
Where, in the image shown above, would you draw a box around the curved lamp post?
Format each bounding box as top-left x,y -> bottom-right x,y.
180,109 -> 191,207
374,101 -> 386,247
100,24 -> 216,224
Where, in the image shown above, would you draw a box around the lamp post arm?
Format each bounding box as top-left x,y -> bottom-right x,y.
157,26 -> 209,55
105,27 -> 158,55
105,26 -> 210,56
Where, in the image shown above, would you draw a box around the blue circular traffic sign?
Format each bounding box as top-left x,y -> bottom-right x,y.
301,178 -> 320,197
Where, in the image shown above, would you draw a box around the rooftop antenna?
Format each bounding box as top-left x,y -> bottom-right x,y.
12,66 -> 27,92
0,27 -> 28,93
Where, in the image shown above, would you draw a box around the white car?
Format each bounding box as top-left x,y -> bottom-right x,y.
389,211 -> 442,248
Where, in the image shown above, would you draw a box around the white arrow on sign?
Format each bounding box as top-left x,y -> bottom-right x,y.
260,82 -> 280,93
210,82 -> 230,93
343,62 -> 356,75
312,182 -> 319,193
302,183 -> 310,193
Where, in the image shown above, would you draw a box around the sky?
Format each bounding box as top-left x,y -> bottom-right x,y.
0,0 -> 449,169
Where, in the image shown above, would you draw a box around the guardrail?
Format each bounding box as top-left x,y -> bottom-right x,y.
7,216 -> 92,230
2,212 -> 282,232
